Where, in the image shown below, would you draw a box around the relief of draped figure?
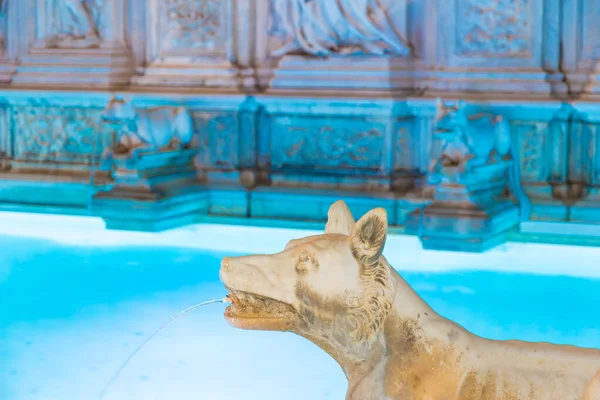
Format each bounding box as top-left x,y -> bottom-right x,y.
268,0 -> 411,58
45,0 -> 102,48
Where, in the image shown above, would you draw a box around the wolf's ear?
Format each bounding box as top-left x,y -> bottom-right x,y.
325,200 -> 355,236
104,96 -> 125,110
104,96 -> 117,110
350,208 -> 387,266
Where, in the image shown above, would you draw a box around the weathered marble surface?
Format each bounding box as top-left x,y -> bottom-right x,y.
220,200 -> 600,399
0,1 -> 598,250
0,0 -> 595,92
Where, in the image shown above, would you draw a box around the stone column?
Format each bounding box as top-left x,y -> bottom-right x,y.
0,104 -> 10,170
562,0 -> 600,97
570,106 -> 600,221
0,0 -> 19,82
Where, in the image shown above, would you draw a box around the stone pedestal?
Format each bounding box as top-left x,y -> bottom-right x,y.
405,164 -> 521,252
571,189 -> 600,223
0,61 -> 15,83
13,45 -> 132,88
92,149 -> 207,232
268,56 -> 418,93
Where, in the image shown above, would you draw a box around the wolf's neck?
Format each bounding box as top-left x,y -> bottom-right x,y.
380,270 -> 446,358
389,270 -> 435,320
298,268 -> 440,395
324,272 -> 436,379
343,271 -> 444,399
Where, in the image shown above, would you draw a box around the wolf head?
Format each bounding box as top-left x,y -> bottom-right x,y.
101,97 -> 137,124
220,201 -> 397,349
435,99 -> 468,134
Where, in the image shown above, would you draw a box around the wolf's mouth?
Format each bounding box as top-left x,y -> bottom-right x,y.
224,288 -> 296,331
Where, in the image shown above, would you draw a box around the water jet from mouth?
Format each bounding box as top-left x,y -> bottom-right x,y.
97,297 -> 228,399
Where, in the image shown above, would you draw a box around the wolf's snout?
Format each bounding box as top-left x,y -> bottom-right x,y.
219,257 -> 234,285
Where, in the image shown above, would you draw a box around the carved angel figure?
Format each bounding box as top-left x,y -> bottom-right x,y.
46,0 -> 100,48
268,0 -> 411,57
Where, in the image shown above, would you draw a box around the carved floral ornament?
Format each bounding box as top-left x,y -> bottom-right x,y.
13,106 -> 108,164
271,117 -> 385,170
164,0 -> 221,51
268,0 -> 412,57
456,0 -> 531,56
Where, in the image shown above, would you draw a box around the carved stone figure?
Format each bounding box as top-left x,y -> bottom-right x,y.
268,0 -> 411,57
221,200 -> 600,400
94,98 -> 201,231
404,99 -> 531,251
101,97 -> 195,160
429,99 -> 530,219
430,100 -> 508,177
46,0 -> 101,48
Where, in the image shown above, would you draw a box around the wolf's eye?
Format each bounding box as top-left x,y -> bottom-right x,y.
296,251 -> 317,274
298,251 -> 312,263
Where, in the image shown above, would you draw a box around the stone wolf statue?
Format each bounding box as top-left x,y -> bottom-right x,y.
220,200 -> 600,400
430,100 -> 511,174
430,99 -> 531,220
101,97 -> 194,158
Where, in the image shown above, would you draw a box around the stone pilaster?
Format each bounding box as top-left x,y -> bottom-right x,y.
562,0 -> 600,97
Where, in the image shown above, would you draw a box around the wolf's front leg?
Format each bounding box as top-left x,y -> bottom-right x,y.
584,369 -> 600,400
457,154 -> 476,173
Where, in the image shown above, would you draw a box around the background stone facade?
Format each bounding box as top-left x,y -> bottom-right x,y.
0,0 -> 598,251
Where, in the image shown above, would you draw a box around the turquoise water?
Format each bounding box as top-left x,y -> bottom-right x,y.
2,221 -> 600,400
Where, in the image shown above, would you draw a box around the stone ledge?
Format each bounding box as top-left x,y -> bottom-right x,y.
0,92 -> 596,253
